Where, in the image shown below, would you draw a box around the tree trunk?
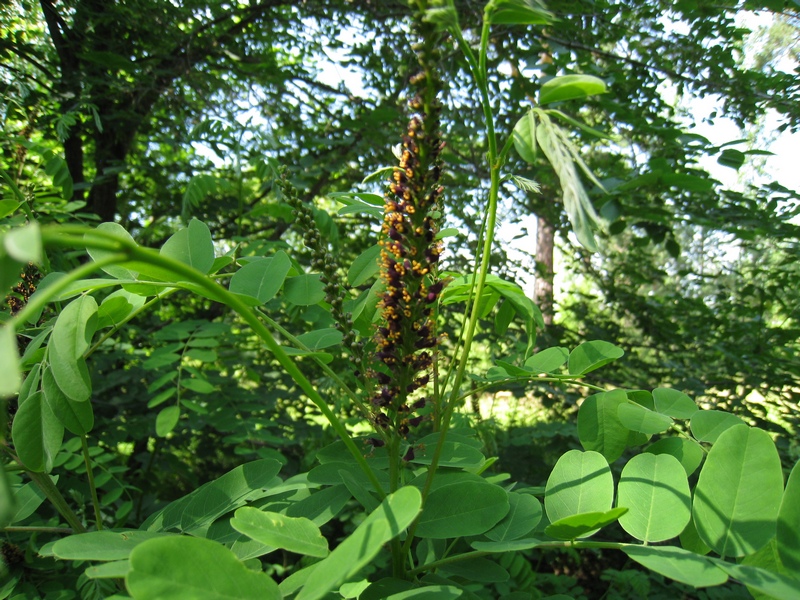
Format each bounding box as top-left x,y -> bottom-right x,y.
534,214 -> 555,327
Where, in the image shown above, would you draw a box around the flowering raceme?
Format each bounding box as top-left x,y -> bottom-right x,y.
371,68 -> 445,439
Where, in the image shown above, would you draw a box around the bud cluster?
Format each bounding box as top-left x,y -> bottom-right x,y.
281,176 -> 360,357
370,15 -> 446,438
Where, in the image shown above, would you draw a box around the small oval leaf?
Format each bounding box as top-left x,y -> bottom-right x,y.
231,508 -> 328,558
155,406 -> 180,437
347,244 -> 381,287
693,425 -> 784,557
126,536 -> 280,599
230,251 -> 292,304
568,340 -> 623,376
539,74 -> 607,105
545,508 -> 627,540
617,454 -> 691,543
416,481 -> 509,539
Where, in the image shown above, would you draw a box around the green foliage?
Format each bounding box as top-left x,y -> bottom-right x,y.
1,0 -> 799,598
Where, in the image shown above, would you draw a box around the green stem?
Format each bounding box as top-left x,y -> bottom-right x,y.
454,376 -> 606,405
38,226 -> 386,500
407,550 -> 488,576
1,526 -> 74,534
258,312 -> 376,435
8,254 -> 128,330
402,8 -> 504,557
406,541 -> 628,577
81,435 -> 103,530
387,434 -> 404,577
26,470 -> 86,533
86,291 -> 173,357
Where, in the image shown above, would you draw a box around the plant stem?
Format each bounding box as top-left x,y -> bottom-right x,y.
8,253 -> 128,330
259,312 -> 377,436
402,7 -> 503,558
1,526 -> 74,534
454,377 -> 606,405
26,470 -> 86,533
388,436 -> 404,578
81,435 -> 103,530
421,2 -> 501,503
38,226 -> 386,500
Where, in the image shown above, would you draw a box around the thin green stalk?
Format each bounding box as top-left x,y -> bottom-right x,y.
1,526 -> 73,534
38,226 -> 386,499
403,4 -> 504,556
406,541 -> 628,577
407,550 -> 488,576
258,311 -> 375,433
8,253 -> 128,330
403,14 -> 500,554
80,435 -> 103,530
86,290 -> 174,357
454,376 -> 607,405
25,470 -> 86,533
387,435 -> 403,578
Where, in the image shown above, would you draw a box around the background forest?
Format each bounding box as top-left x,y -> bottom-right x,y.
1,0 -> 800,598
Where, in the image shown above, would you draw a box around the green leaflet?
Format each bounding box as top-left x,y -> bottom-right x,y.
11,391 -> 64,473
568,340 -> 624,375
126,536 -> 280,599
159,218 -> 215,274
296,487 -> 422,600
622,545 -> 728,588
231,508 -> 329,558
229,251 -> 291,304
545,450 -> 614,538
577,390 -> 629,462
539,74 -> 607,105
416,480 -> 509,539
777,461 -> 800,572
693,425 -> 783,557
617,453 -> 691,543
49,294 -> 98,402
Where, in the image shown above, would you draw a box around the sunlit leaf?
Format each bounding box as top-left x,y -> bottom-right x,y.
230,251 -> 291,304
622,545 -> 728,588
617,454 -> 691,542
539,75 -> 607,105
490,0 -> 553,25
568,340 -> 624,375
3,221 -> 42,264
693,425 -> 783,557
577,389 -> 629,462
42,367 -> 94,435
11,392 -> 64,472
777,461 -> 800,572
545,450 -> 613,537
416,480 -> 509,539
513,110 -> 537,164
348,244 -> 381,287
54,530 -> 175,561
86,222 -> 138,279
524,347 -> 569,373
0,326 -> 21,398
645,437 -> 704,476
159,218 -> 215,274
155,406 -> 180,437
544,508 -> 627,540
617,401 -> 673,435
127,536 -> 280,599
296,487 -> 422,600
690,410 -> 745,443
652,388 -> 698,419
284,274 -> 325,306
485,492 -> 542,542
231,508 -> 328,557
